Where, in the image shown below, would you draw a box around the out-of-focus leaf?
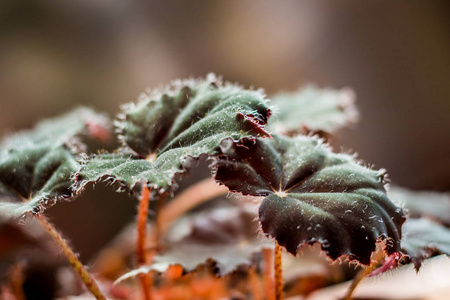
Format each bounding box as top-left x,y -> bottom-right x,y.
401,218 -> 450,269
0,145 -> 80,218
0,107 -> 111,148
388,186 -> 450,226
214,135 -> 404,264
308,255 -> 450,300
267,85 -> 358,136
0,214 -> 64,285
387,187 -> 450,269
0,107 -> 110,218
75,74 -> 271,194
0,216 -> 41,261
118,203 -> 273,281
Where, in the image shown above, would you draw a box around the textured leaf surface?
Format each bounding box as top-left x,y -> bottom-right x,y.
214,135 -> 404,264
0,107 -> 109,218
267,85 -> 358,135
401,218 -> 450,269
0,107 -> 111,148
118,204 -> 273,281
389,187 -> 450,227
76,74 -> 271,193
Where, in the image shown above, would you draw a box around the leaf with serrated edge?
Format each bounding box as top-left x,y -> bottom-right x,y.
0,107 -> 110,219
117,203 -> 273,282
268,85 -> 358,136
214,135 -> 404,265
75,74 -> 271,194
401,218 -> 450,270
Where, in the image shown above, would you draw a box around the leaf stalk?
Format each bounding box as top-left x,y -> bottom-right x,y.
274,240 -> 284,300
36,214 -> 106,300
262,248 -> 274,300
137,185 -> 152,300
342,247 -> 385,300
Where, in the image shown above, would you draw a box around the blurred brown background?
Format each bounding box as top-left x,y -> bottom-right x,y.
1,1 -> 449,260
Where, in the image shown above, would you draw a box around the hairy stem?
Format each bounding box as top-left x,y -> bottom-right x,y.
262,248 -> 274,300
274,241 -> 284,300
36,214 -> 106,300
342,248 -> 385,300
137,186 -> 151,265
137,185 -> 152,300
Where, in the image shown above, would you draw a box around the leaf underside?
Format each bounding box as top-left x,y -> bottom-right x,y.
0,107 -> 109,218
214,135 -> 405,264
401,218 -> 450,269
267,85 -> 358,136
118,203 -> 273,281
76,74 -> 272,194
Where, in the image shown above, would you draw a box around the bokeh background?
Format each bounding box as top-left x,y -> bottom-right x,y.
1,1 -> 449,261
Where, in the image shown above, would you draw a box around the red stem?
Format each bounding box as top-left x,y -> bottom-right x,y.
263,248 -> 275,300
274,241 -> 284,300
248,267 -> 262,300
136,185 -> 152,300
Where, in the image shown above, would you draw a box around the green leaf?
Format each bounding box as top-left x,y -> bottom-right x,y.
117,203 -> 273,281
0,107 -> 110,218
214,135 -> 404,264
401,218 -> 450,269
267,85 -> 358,135
388,186 -> 450,227
1,107 -> 111,148
76,74 -> 272,193
387,187 -> 450,268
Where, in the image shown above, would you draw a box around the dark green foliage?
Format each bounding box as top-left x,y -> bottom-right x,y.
3,73 -> 443,299
401,218 -> 450,269
214,135 -> 405,264
0,108 -> 110,218
388,187 -> 450,269
0,107 -> 111,148
75,74 -> 271,194
0,144 -> 80,218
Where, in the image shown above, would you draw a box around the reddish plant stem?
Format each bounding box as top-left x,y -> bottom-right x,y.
133,179 -> 228,294
342,247 -> 385,300
138,191 -> 168,298
248,267 -> 262,300
262,248 -> 274,300
138,275 -> 152,300
36,214 -> 106,300
136,185 -> 152,300
274,241 -> 284,300
137,186 -> 151,266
